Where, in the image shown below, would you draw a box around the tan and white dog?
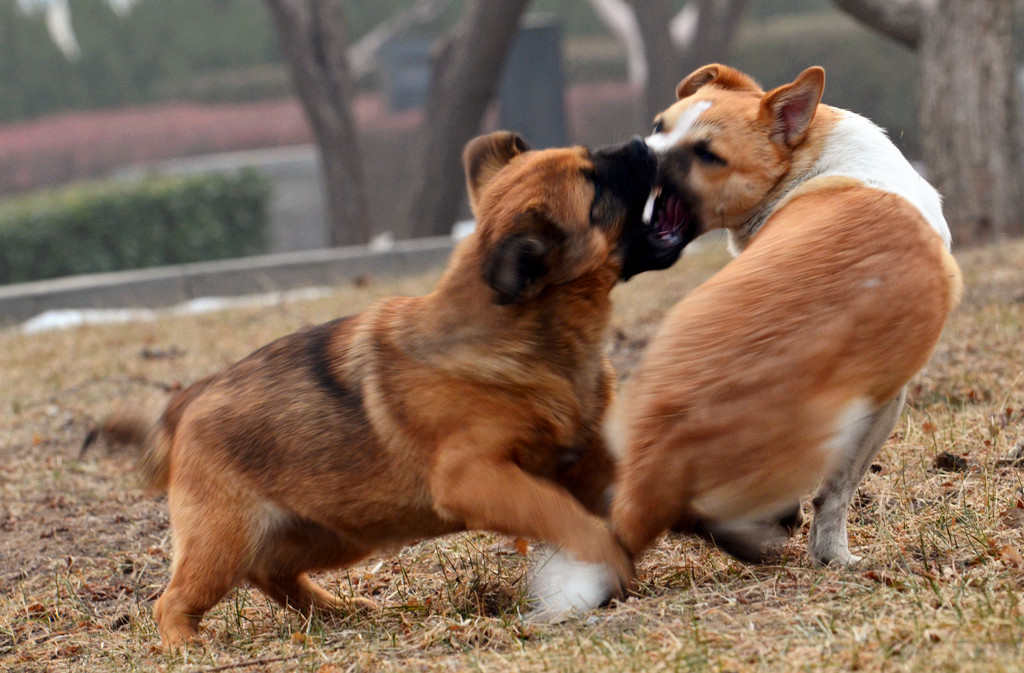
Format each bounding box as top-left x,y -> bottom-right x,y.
530,64 -> 961,620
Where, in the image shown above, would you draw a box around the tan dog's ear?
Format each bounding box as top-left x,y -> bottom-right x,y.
759,66 -> 825,149
463,131 -> 530,215
676,63 -> 762,100
484,209 -> 565,305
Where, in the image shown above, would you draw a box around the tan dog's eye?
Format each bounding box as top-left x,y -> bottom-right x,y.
692,140 -> 726,166
652,119 -> 664,134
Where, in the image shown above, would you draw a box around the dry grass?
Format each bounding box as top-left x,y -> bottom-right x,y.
2,236 -> 1023,672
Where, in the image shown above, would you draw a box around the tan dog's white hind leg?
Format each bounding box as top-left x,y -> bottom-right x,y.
808,388 -> 906,565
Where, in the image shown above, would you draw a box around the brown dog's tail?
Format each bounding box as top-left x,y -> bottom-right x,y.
81,405 -> 172,493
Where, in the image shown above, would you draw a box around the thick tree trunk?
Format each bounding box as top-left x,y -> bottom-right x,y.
919,0 -> 1022,244
833,0 -> 1023,245
265,0 -> 371,246
402,0 -> 531,239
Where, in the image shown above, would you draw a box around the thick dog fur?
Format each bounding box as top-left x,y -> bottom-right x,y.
531,64 -> 962,618
84,132 -> 692,647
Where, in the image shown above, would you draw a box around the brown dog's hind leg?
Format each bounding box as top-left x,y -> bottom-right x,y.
154,491 -> 251,648
247,572 -> 375,614
246,518 -> 376,615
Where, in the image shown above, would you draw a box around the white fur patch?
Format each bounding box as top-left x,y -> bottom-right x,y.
645,100 -> 713,154
245,499 -> 292,565
527,549 -> 618,624
823,397 -> 873,460
814,112 -> 952,250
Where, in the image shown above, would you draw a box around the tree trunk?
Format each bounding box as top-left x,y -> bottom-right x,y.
402,0 -> 531,239
919,0 -> 1022,244
586,0 -> 647,90
629,0 -> 748,123
265,0 -> 371,246
831,0 -> 923,48
629,0 -> 679,122
833,0 -> 1024,245
679,0 -> 748,76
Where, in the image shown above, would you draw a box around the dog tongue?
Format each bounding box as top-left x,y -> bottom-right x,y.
661,195 -> 684,233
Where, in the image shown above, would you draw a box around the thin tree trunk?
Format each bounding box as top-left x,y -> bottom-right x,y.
265,0 -> 371,246
586,0 -> 647,90
630,0 -> 748,122
680,0 -> 748,76
629,0 -> 679,122
402,0 -> 531,239
919,0 -> 1022,244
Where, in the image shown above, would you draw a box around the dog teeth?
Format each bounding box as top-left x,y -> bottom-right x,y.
642,186 -> 662,225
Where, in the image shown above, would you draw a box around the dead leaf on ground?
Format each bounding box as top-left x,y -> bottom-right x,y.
932,451 -> 970,472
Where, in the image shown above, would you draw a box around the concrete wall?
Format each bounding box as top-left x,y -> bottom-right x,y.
0,236 -> 455,326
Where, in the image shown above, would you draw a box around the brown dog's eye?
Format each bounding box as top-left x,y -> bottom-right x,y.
652,119 -> 664,134
693,139 -> 726,166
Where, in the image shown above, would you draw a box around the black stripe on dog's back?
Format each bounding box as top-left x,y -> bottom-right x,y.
302,317 -> 358,407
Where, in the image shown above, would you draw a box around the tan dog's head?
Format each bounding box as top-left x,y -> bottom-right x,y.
642,64 -> 826,245
462,132 -> 683,305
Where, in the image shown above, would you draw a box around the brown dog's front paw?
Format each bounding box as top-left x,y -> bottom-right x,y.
526,539 -> 632,624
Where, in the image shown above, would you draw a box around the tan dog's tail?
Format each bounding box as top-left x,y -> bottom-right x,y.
81,404 -> 172,493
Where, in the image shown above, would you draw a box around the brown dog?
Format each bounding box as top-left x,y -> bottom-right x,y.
530,64 -> 961,619
85,131 -> 689,646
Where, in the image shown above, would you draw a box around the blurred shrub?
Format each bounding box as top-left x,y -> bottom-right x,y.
0,170 -> 270,284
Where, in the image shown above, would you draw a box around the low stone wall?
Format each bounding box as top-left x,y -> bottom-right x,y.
0,236 -> 455,326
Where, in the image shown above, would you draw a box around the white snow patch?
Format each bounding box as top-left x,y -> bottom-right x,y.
368,231 -> 396,252
451,219 -> 477,241
20,286 -> 333,334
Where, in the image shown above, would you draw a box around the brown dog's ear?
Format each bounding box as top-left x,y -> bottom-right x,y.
463,131 -> 530,215
484,210 -> 565,305
676,63 -> 761,100
759,66 -> 825,149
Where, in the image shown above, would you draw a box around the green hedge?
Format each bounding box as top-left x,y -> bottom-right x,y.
0,170 -> 271,284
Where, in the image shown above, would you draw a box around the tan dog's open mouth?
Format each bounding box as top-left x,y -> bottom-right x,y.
638,183 -> 688,246
642,183 -> 697,248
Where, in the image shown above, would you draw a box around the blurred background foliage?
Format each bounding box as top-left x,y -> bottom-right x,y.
0,169 -> 270,283
1,0 -> 919,152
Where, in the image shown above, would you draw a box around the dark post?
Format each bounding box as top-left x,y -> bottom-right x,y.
498,15 -> 568,149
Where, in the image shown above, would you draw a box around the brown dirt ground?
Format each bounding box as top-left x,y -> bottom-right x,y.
1,237 -> 1023,672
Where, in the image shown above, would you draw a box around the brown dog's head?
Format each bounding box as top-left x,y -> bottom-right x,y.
462,131 -> 681,305
642,64 -> 826,245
